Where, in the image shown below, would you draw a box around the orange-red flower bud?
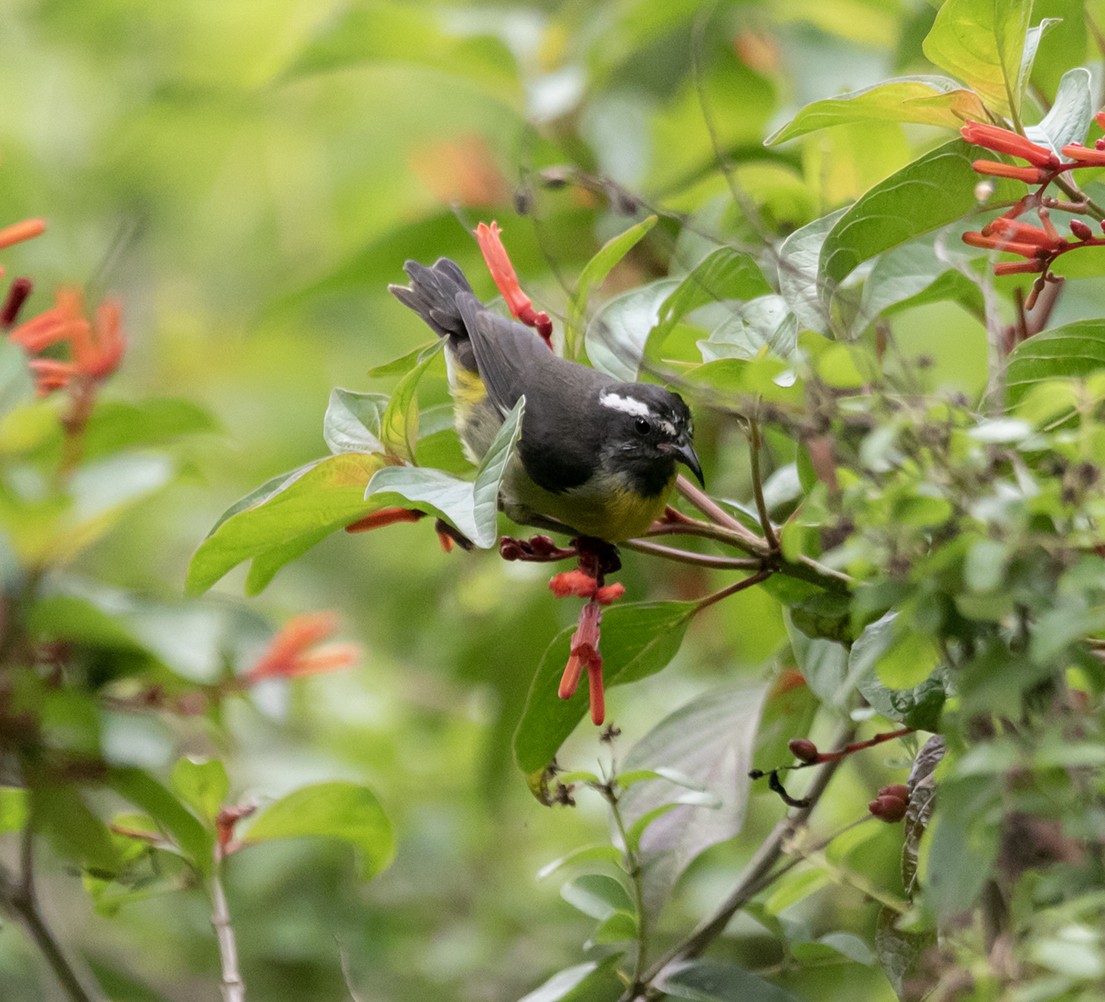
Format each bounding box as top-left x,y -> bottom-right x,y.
0,218 -> 46,252
961,122 -> 1057,168
474,221 -> 554,347
971,160 -> 1049,183
1062,143 -> 1105,166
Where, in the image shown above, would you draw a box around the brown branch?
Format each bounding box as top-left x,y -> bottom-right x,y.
622,538 -> 764,570
0,832 -> 103,1002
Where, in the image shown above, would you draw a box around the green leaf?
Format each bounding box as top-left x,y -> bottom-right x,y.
323,388 -> 389,455
187,452 -> 387,595
244,781 -> 394,880
364,397 -> 523,548
766,76 -> 988,145
1005,320 -> 1105,407
33,785 -> 120,876
566,216 -> 657,360
860,237 -> 984,323
659,958 -> 803,1002
924,774 -> 1001,921
820,140 -> 1018,296
921,0 -> 1034,120
517,959 -> 624,1002
514,601 -> 697,793
697,295 -> 797,362
171,758 -> 228,826
587,279 -> 680,382
379,349 -> 439,463
365,339 -> 438,379
0,787 -> 28,833
656,247 -> 772,339
536,844 -> 623,881
560,873 -> 634,921
778,209 -> 847,335
618,683 -> 769,914
80,398 -> 218,460
1024,67 -> 1093,153
109,768 -> 214,874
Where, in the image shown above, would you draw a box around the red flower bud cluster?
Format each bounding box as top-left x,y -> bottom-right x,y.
960,118 -> 1105,298
548,569 -> 625,725
244,611 -> 360,684
474,221 -> 554,348
868,783 -> 910,823
9,286 -> 125,397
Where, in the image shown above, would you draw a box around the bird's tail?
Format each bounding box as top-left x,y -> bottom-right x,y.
389,258 -> 474,343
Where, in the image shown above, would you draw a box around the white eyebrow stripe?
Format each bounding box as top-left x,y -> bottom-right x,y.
599,391 -> 652,417
657,420 -> 676,437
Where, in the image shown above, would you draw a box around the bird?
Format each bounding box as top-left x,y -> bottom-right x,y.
389,257 -> 703,544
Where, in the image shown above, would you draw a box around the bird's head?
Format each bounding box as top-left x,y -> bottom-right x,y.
597,383 -> 703,496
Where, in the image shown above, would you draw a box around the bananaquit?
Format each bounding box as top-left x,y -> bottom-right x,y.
390,258 -> 704,543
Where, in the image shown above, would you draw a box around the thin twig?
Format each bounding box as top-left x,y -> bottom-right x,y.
674,476 -> 769,554
747,420 -> 779,551
211,851 -> 246,1002
694,570 -> 773,613
623,538 -> 764,570
0,835 -> 102,1002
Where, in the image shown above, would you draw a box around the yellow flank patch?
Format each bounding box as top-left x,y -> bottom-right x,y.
452,368 -> 487,404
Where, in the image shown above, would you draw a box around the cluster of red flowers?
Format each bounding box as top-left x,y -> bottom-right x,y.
243,611 -> 360,685
961,117 -> 1105,289
549,569 -> 625,726
0,217 -> 125,398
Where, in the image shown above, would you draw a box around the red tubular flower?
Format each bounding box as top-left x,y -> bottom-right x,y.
1060,143 -> 1105,166
981,216 -> 1064,247
993,260 -> 1047,275
1096,111 -> 1105,132
474,221 -> 554,347
9,286 -> 125,396
244,611 -> 360,684
961,231 -> 1043,258
558,600 -> 607,724
961,122 -> 1058,168
971,160 -> 1050,183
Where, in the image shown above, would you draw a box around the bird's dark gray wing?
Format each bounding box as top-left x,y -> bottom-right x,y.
455,292 -> 610,492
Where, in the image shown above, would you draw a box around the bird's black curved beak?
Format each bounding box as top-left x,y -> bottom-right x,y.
669,440 -> 704,487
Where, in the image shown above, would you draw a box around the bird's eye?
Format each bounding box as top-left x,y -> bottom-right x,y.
634,417 -> 652,435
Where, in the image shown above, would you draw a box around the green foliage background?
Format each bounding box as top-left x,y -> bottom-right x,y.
4,0 -> 1105,1000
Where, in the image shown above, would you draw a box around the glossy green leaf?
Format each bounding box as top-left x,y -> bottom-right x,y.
560,873 -> 633,921
921,0 -> 1033,119
187,452 -> 388,594
654,247 -> 772,352
171,758 -> 228,826
658,958 -> 803,1002
766,76 -> 988,145
365,339 -> 439,379
1005,320 -> 1105,406
820,140 -> 1017,296
588,279 -> 679,381
514,601 -> 697,792
517,959 -> 624,1002
379,350 -> 438,463
566,216 -> 657,360
1024,67 -> 1093,153
697,295 -> 797,362
364,397 -> 523,548
618,683 -> 769,914
778,209 -> 846,335
244,781 -> 394,880
859,238 -> 983,324
323,388 -> 389,455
